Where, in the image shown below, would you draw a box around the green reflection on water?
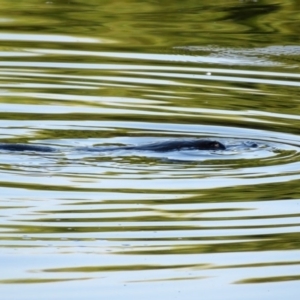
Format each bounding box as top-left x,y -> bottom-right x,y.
235,274 -> 300,284
0,0 -> 299,296
0,278 -> 90,284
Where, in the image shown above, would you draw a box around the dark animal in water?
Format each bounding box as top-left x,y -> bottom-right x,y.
0,139 -> 226,153
0,143 -> 56,153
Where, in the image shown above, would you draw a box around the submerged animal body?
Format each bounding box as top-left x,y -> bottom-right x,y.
0,139 -> 226,153
0,143 -> 55,152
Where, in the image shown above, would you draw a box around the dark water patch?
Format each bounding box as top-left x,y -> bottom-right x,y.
174,45 -> 300,67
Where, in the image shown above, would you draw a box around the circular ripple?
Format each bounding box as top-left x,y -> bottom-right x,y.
71,136 -> 300,186
2,134 -> 300,191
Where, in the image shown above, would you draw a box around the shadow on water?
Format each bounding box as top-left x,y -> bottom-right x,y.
0,0 -> 300,299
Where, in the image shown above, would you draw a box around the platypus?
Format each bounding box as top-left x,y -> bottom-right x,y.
0,139 -> 226,153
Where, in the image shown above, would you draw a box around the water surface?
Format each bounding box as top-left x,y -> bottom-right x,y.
0,0 -> 300,299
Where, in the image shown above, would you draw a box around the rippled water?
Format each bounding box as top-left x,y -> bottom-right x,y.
1,0 -> 300,299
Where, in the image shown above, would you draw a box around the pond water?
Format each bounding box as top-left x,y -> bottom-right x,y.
0,0 -> 300,299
